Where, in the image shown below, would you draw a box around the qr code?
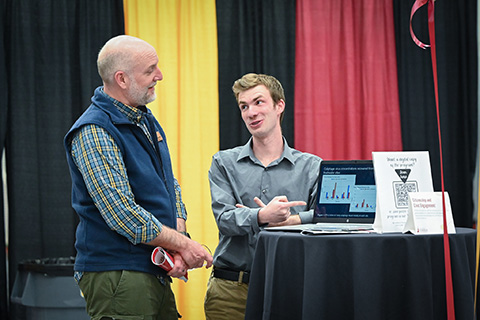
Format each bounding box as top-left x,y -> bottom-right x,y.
393,181 -> 418,208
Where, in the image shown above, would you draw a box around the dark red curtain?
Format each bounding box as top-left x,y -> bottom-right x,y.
295,0 -> 403,160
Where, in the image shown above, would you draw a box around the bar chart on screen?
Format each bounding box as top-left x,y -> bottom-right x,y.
349,185 -> 376,212
321,175 -> 356,204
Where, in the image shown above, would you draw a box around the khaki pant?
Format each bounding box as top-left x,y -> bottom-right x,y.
78,270 -> 178,320
204,273 -> 249,320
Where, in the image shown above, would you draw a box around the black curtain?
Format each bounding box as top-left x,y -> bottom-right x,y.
3,0 -> 124,318
393,0 -> 478,228
216,0 -> 296,150
0,0 -> 8,318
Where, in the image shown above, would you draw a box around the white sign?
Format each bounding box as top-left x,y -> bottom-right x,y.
403,192 -> 456,234
372,151 -> 434,233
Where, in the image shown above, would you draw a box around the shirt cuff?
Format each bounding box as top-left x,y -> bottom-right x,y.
299,209 -> 314,224
144,218 -> 163,244
253,208 -> 266,231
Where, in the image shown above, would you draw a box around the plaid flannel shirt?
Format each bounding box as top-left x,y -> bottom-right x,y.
70,96 -> 187,246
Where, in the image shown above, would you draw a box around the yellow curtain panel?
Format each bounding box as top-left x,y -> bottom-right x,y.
124,0 -> 219,318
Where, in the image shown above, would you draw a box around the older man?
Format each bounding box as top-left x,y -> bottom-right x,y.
64,35 -> 212,319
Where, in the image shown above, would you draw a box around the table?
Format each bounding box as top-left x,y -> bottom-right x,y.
245,228 -> 477,320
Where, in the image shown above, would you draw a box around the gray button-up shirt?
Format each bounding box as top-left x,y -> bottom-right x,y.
209,138 -> 322,272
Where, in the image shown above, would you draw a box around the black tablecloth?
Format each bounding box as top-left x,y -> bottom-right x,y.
245,228 -> 476,320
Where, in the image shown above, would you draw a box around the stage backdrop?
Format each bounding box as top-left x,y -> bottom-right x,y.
0,0 -> 477,319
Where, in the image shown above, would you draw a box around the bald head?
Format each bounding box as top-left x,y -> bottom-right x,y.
96,35 -> 163,107
97,35 -> 155,85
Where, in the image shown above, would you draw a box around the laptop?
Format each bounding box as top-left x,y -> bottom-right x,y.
266,160 -> 376,233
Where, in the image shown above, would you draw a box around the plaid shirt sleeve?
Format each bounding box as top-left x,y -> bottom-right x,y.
70,124 -> 163,245
174,178 -> 187,220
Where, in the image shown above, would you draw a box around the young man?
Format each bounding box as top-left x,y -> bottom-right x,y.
204,73 -> 322,319
64,35 -> 212,319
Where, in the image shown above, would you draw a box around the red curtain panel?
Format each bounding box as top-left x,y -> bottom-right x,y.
295,0 -> 403,160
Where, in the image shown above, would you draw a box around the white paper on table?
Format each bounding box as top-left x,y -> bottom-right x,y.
403,191 -> 456,234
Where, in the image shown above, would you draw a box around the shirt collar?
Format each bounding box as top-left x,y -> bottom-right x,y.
100,87 -> 147,124
237,137 -> 296,166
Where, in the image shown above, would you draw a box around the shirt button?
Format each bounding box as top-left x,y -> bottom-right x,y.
262,189 -> 266,194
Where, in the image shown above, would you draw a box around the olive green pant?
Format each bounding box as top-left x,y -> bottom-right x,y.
78,270 -> 178,320
204,273 -> 249,320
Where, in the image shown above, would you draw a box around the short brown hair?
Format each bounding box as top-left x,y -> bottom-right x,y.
232,73 -> 286,123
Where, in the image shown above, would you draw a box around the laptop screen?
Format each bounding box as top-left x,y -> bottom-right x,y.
313,160 -> 376,223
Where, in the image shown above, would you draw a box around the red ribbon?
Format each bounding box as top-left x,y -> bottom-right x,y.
410,1 -> 455,319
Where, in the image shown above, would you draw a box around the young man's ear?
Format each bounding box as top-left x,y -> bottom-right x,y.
276,99 -> 285,113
